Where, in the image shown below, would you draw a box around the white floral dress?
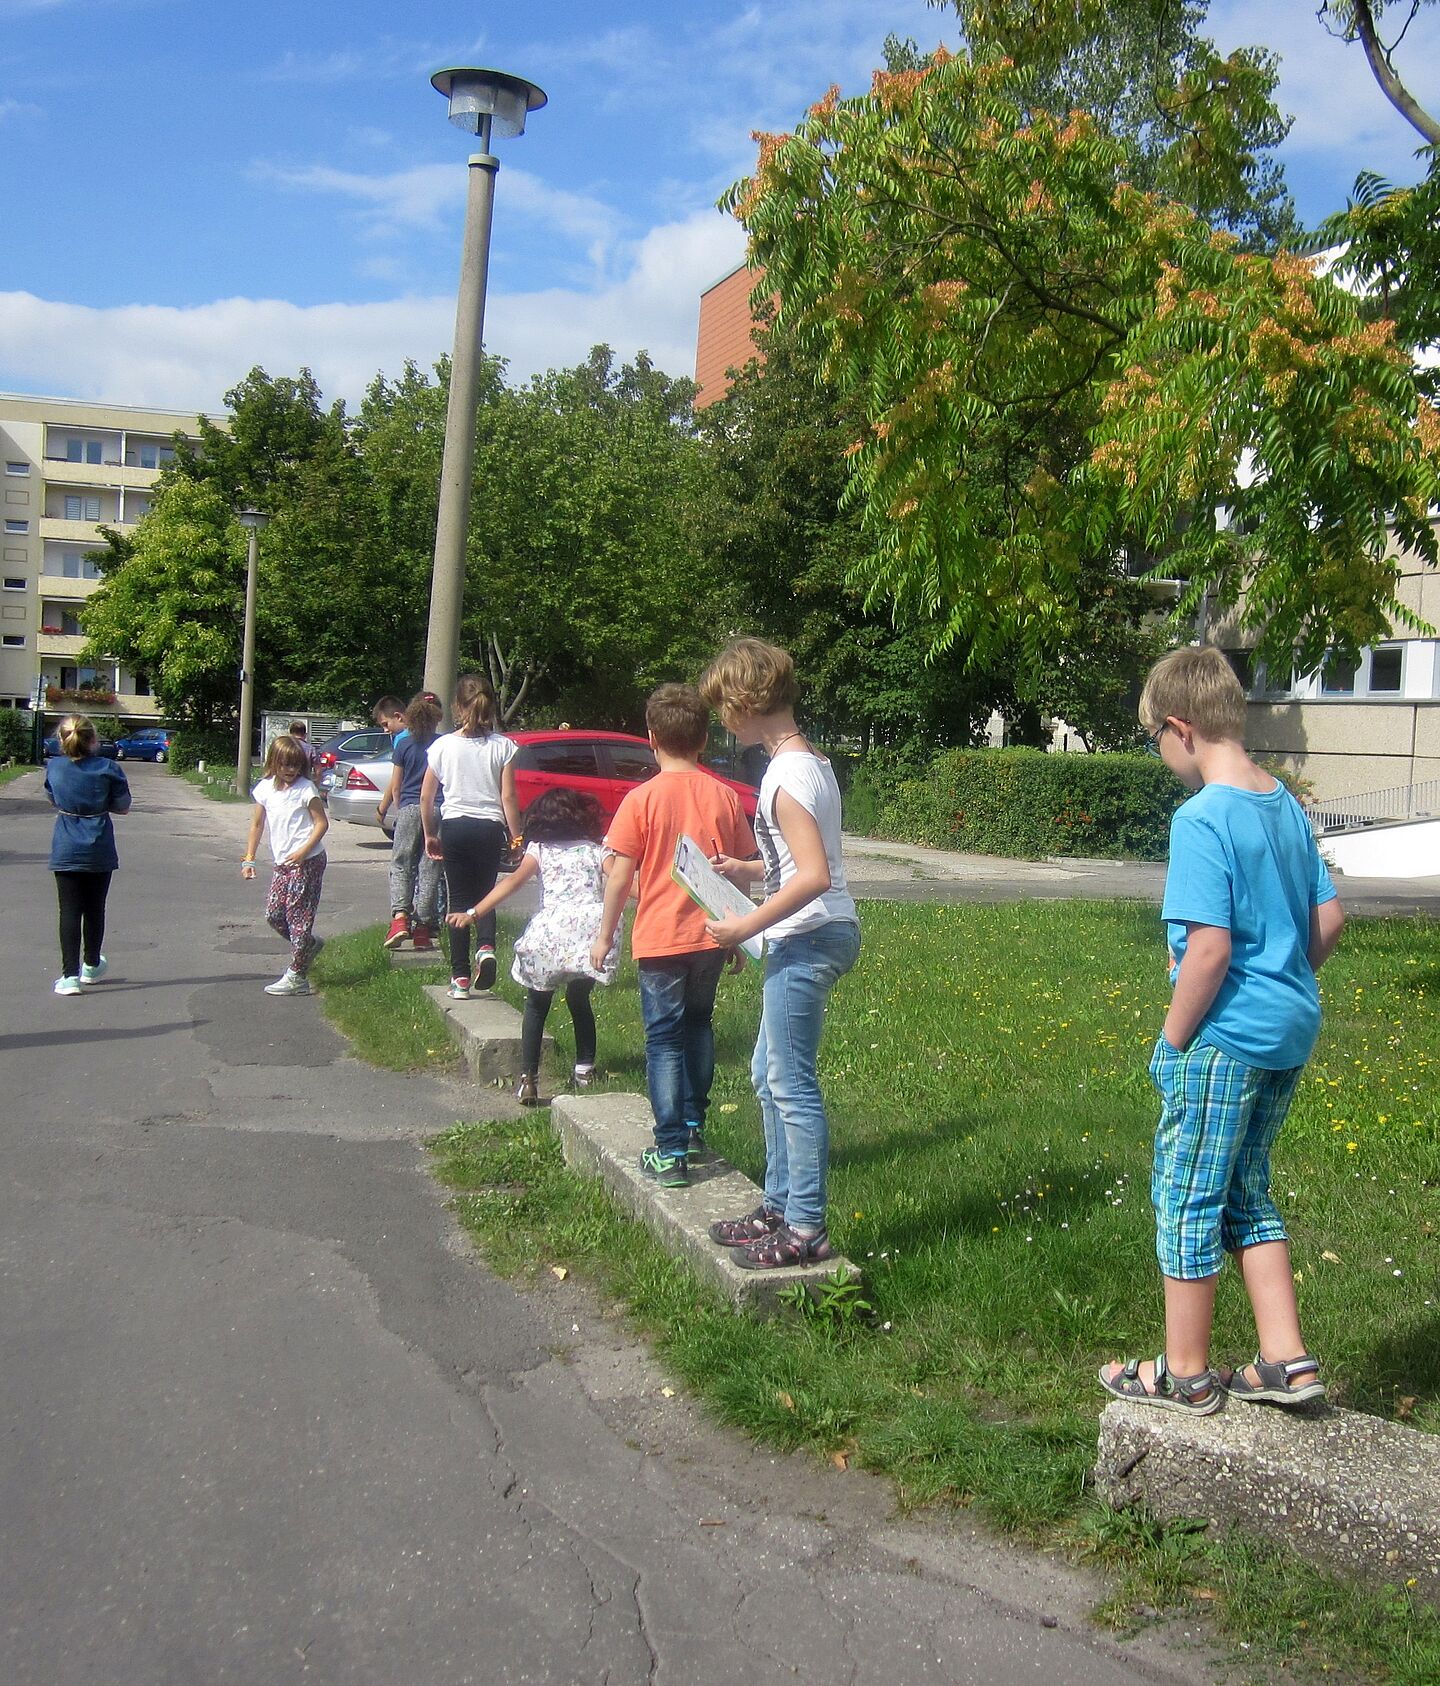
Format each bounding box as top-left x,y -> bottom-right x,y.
511,841 -> 619,991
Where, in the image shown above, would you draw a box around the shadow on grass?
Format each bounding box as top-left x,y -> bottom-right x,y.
1349,1313 -> 1440,1415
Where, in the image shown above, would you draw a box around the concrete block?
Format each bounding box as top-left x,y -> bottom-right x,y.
423,985 -> 552,1083
548,1092 -> 861,1316
388,946 -> 445,971
1096,1398 -> 1440,1602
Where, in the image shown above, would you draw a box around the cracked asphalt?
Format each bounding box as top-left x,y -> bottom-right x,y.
1,766 -> 1240,1684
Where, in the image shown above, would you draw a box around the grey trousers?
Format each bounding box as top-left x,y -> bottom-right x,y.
389,804 -> 442,925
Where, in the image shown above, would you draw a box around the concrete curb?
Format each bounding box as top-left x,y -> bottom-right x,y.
423,985 -> 553,1083
1095,1398 -> 1440,1601
388,945 -> 445,972
549,1092 -> 861,1316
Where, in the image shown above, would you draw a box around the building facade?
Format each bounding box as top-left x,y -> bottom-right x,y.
0,393 -> 209,725
694,263 -> 766,409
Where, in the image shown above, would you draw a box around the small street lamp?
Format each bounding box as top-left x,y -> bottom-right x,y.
421,66 -> 547,714
234,506 -> 270,797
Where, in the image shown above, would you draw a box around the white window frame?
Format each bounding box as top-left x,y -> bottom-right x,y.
1,634 -> 26,649
2,576 -> 25,591
5,461 -> 28,476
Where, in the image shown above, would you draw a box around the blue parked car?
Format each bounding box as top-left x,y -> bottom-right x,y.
43,731 -> 120,759
113,727 -> 174,763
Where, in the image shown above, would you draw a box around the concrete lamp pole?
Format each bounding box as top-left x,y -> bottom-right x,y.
421,66 -> 546,717
234,507 -> 270,797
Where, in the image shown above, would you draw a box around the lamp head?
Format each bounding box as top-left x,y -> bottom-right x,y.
430,66 -> 546,139
235,507 -> 270,532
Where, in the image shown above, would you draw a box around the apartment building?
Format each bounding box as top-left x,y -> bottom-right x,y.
0,393 -> 210,724
694,262 -> 766,409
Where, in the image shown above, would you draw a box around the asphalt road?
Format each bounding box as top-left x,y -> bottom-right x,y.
0,765 -> 1259,1684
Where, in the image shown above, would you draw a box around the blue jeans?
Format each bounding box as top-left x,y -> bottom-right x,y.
638,950 -> 728,1158
753,920 -> 861,1231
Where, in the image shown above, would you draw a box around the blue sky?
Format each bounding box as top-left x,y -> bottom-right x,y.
1,0 -> 1435,414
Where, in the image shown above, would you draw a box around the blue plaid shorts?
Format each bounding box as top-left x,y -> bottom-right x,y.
1149,1036 -> 1303,1280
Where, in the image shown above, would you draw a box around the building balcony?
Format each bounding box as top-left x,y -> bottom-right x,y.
41,458 -> 162,491
38,631 -> 87,657
38,517 -> 117,543
39,573 -> 103,600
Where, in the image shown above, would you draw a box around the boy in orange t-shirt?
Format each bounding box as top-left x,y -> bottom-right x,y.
591,684 -> 755,1187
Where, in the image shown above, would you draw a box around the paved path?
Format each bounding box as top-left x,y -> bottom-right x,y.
0,764 -> 1201,1686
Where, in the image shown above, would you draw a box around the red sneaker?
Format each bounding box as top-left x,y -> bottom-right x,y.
384,914 -> 411,949
411,923 -> 435,951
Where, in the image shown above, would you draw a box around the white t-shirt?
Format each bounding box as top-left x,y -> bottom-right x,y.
426,731 -> 516,822
253,775 -> 325,866
755,752 -> 857,940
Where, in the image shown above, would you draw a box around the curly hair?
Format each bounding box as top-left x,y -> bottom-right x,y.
698,637 -> 799,719
523,786 -> 605,845
404,690 -> 443,743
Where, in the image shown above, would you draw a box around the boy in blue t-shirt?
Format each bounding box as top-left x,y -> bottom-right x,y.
1101,647 -> 1345,1415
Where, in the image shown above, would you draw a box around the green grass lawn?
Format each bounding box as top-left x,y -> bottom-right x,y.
325,902 -> 1440,1676
0,764 -> 33,786
173,763 -> 249,802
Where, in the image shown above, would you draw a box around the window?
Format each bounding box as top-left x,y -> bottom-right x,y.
1369,645 -> 1403,693
1,634 -> 25,648
606,743 -> 659,782
1320,654 -> 1357,695
133,670 -> 151,697
1222,649 -> 1255,693
5,462 -> 28,476
60,553 -> 101,580
2,577 -> 23,591
519,741 -> 603,778
65,439 -> 103,465
5,519 -> 28,534
63,495 -> 101,522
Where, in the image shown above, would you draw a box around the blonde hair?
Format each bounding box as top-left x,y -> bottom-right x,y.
263,733 -> 310,783
698,637 -> 799,720
645,683 -> 709,756
59,714 -> 97,760
1140,646 -> 1248,742
453,672 -> 497,737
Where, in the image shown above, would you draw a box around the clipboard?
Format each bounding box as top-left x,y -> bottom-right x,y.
671,833 -> 764,960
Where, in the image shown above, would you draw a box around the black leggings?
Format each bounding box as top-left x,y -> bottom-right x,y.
522,980 -> 596,1076
55,870 -> 112,978
439,816 -> 508,978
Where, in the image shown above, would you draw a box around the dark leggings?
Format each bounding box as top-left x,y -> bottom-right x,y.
440,816 -> 508,979
56,870 -> 112,977
522,979 -> 596,1076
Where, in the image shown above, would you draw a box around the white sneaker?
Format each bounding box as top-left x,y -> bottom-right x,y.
80,955 -> 109,985
264,969 -> 312,996
54,975 -> 82,997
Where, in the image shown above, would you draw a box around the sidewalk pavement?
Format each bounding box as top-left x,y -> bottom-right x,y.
0,763 -> 1193,1686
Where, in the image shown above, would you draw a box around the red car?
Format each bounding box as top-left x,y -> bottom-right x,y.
510,730 -> 758,824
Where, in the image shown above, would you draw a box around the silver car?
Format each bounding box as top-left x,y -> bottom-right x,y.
328,751 -> 396,832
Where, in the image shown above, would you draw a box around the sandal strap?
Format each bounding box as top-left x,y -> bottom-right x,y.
1155,1354 -> 1216,1401
1249,1352 -> 1321,1388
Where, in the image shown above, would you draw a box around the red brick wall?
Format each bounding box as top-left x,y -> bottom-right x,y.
694,264 -> 766,408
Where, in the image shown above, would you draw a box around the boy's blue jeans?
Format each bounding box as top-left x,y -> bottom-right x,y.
753,919 -> 861,1232
638,950 -> 728,1158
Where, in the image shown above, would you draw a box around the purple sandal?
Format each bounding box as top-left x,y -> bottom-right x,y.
709,1206 -> 784,1248
733,1224 -> 833,1271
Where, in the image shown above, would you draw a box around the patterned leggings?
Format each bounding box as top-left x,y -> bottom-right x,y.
267,856 -> 326,974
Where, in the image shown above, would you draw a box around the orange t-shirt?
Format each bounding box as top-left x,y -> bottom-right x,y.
605,768 -> 755,959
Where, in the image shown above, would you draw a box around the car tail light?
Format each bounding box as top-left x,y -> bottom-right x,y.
344,767 -> 379,792
317,750 -> 337,769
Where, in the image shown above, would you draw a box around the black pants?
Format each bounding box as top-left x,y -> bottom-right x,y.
522,980 -> 596,1076
439,816 -> 508,979
55,870 -> 112,978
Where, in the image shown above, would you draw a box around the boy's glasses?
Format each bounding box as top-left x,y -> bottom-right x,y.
1144,722 -> 1170,758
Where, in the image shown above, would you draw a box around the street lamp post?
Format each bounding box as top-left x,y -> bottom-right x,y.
234,507 -> 270,797
421,66 -> 546,715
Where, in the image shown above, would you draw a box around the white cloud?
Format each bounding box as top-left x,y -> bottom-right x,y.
1209,0 -> 1440,168
0,97 -> 42,121
255,159 -> 621,250
0,209 -> 746,413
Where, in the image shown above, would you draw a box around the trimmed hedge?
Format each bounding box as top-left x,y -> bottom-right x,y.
169,728 -> 238,772
0,709 -> 32,763
857,747 -> 1183,861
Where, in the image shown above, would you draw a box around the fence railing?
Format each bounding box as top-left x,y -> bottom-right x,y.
1306,777 -> 1440,834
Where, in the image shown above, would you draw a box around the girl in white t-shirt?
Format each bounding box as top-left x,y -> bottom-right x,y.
699,638 -> 860,1270
241,733 -> 330,997
421,672 -> 522,998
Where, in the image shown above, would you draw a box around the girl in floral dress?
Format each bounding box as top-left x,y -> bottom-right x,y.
447,787 -> 620,1104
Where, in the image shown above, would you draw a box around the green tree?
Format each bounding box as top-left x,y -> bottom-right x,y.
725,43 -> 1440,680
82,478 -> 245,726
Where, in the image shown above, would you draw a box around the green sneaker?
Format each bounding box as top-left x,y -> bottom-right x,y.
685,1124 -> 705,1160
640,1148 -> 689,1188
